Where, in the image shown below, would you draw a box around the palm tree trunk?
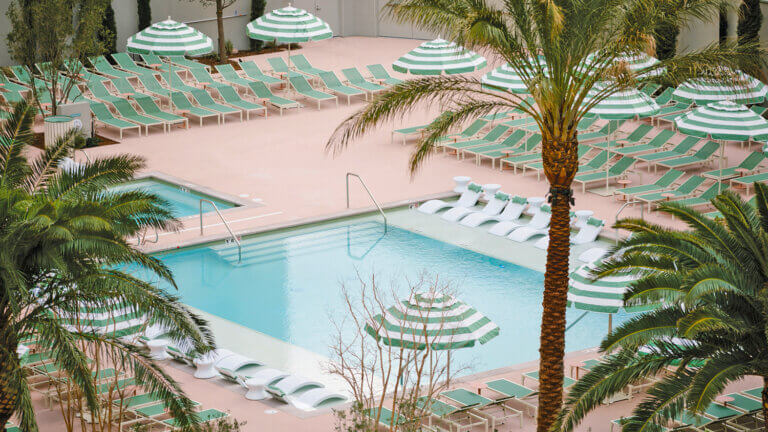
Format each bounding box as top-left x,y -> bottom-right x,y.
0,343 -> 19,426
216,0 -> 227,63
537,135 -> 579,432
761,376 -> 768,431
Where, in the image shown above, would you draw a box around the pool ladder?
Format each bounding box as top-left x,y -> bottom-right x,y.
199,199 -> 242,263
346,173 -> 387,234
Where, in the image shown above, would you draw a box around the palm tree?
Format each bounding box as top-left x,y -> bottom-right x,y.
0,100 -> 215,431
325,1 -> 764,430
556,186 -> 768,432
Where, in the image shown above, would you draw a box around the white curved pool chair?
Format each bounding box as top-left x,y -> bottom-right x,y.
288,388 -> 347,411
266,375 -> 324,403
215,353 -> 263,378
443,191 -> 508,222
508,225 -> 549,242
461,195 -> 527,227
489,205 -> 551,237
578,247 -> 609,263
234,367 -> 288,388
417,183 -> 482,214
534,217 -> 604,249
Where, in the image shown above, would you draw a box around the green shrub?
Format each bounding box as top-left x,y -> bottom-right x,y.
137,0 -> 151,30
250,0 -> 267,51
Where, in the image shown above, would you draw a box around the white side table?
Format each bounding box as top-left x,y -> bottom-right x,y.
526,196 -> 545,215
193,357 -> 219,379
453,176 -> 471,193
146,339 -> 170,361
574,210 -> 594,228
244,378 -> 269,400
482,184 -> 502,200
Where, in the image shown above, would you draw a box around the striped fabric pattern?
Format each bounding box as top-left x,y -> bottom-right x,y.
675,100 -> 768,141
56,300 -> 147,338
126,18 -> 213,56
672,70 -> 767,105
481,58 -> 548,93
246,6 -> 333,43
584,86 -> 661,119
393,39 -> 487,75
365,292 -> 499,350
582,51 -> 662,77
567,263 -> 649,314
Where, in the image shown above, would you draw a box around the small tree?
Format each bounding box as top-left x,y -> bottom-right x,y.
194,0 -> 237,63
250,0 -> 267,51
137,0 -> 152,30
6,0 -> 110,115
100,3 -> 118,54
738,0 -> 762,44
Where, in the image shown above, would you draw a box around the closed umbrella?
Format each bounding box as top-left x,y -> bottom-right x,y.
393,38 -> 486,76
246,6 -> 332,65
672,69 -> 767,105
675,100 -> 768,191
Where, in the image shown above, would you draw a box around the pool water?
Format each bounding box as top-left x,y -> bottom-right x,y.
150,220 -> 627,374
110,178 -> 237,218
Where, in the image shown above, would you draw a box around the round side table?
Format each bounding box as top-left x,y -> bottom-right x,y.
526,196 -> 545,215
453,176 -> 471,193
574,210 -> 594,228
193,357 -> 218,379
146,339 -> 170,360
483,184 -> 502,200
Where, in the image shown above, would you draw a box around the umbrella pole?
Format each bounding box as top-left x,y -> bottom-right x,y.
608,314 -> 613,334
718,138 -> 724,193
606,120 -> 614,189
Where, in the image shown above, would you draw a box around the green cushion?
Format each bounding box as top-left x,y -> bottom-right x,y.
467,183 -> 482,193
494,192 -> 510,201
511,196 -> 527,205
586,217 -> 604,227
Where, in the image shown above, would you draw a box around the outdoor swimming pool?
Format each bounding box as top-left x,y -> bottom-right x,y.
111,177 -> 238,218
150,218 -> 628,374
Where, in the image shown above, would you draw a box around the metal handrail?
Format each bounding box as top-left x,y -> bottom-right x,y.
346,173 -> 387,233
199,199 -> 241,263
136,226 -> 159,246
614,200 -> 643,245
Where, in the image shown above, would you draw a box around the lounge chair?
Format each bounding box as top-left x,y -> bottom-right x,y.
702,151 -> 765,181
471,131 -> 537,168
731,171 -> 768,194
578,120 -> 626,142
442,190 -> 509,222
485,379 -> 538,418
612,129 -> 675,156
188,88 -> 242,123
490,204 -> 551,237
591,124 -> 653,149
613,169 -> 684,200
650,101 -> 693,126
265,375 -> 323,403
86,79 -> 126,104
111,53 -> 158,76
168,72 -> 201,94
521,371 -> 576,389
63,58 -> 105,82
111,99 -> 166,135
134,96 -> 189,130
289,388 -> 346,410
288,75 -> 337,109
631,175 -> 706,211
166,55 -> 208,71
289,54 -> 328,77
655,140 -> 720,171
506,144 -> 588,174
441,388 -> 523,430
0,72 -> 30,93
318,71 -> 366,105
534,217 -> 604,249
640,82 -> 661,96
437,119 -> 488,143
417,397 -> 487,431
249,81 -> 300,115
654,87 -> 674,105
234,368 -> 289,400
341,67 -> 386,97
135,74 -> 173,98
366,64 -> 402,85
636,136 -> 700,171
441,124 -> 510,156
214,353 -> 262,379
138,54 -> 173,75
170,91 -> 220,126
751,105 -> 767,117
267,57 -> 309,79
89,101 -> 141,139
162,409 -> 228,428
89,56 -> 134,79
188,67 -> 230,92
670,183 -> 728,208
237,60 -> 284,87
216,86 -> 267,120
525,148 -> 609,181
365,407 -> 413,430
214,64 -> 270,98
391,111 -> 452,145
461,195 -> 527,227
572,156 -> 636,193
418,183 -> 482,214
109,77 -> 154,100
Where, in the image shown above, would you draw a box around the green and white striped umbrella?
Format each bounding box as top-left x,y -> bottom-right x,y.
481,58 -> 548,93
567,263 -> 648,314
246,6 -> 333,43
126,18 -> 213,56
393,39 -> 487,75
672,70 -> 767,105
584,85 -> 661,119
674,101 -> 768,141
365,292 -> 499,350
581,51 -> 663,78
57,300 -> 147,339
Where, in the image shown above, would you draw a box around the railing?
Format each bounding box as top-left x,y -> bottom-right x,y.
346,173 -> 387,234
199,199 -> 241,263
136,227 -> 159,246
614,200 -> 643,245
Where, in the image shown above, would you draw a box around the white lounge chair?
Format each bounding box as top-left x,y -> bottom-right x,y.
461,195 -> 527,227
288,387 -> 346,410
578,247 -> 608,263
235,368 -> 290,400
215,352 -> 262,378
417,183 -> 482,214
508,224 -> 550,242
489,205 -> 551,237
266,375 -> 324,403
534,217 -> 605,249
442,190 -> 508,222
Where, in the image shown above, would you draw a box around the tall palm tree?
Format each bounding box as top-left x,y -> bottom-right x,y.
326,1 -> 764,430
0,100 -> 215,431
556,186 -> 768,431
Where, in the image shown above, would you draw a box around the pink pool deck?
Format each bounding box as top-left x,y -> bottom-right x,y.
24,36 -> 766,431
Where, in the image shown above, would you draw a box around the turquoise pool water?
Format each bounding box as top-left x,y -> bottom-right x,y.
111,178 -> 237,218
150,220 -> 627,374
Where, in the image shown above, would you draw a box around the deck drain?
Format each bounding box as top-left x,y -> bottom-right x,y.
264,409 -> 278,415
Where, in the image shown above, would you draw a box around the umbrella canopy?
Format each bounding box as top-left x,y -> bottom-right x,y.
567,263 -> 649,314
57,300 -> 147,339
365,292 -> 499,350
584,85 -> 661,119
581,51 -> 663,78
674,101 -> 768,142
393,38 -> 486,75
126,18 -> 213,56
246,6 -> 333,43
672,70 -> 767,105
481,58 -> 548,93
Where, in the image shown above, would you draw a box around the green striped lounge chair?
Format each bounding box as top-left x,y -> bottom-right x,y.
189,67 -> 234,92
217,86 -> 267,120
163,409 -> 228,428
578,120 -> 626,142
111,99 -> 165,135
366,64 -> 403,85
490,133 -> 543,169
188,89 -> 242,123
613,169 -> 684,200
437,119 -> 488,144
64,58 -> 106,82
168,72 -> 202,94
501,143 -> 570,174
703,151 -> 765,181
640,82 -> 661,96
90,102 -> 141,139
573,156 -> 636,193
632,175 -> 706,211
170,92 -> 220,126
318,71 -> 365,105
167,55 -> 209,71
471,129 -> 528,168
591,124 -> 653,149
668,182 -> 726,208
249,81 -> 300,115
750,105 -> 767,117
288,75 -> 337,110
111,53 -> 158,76
87,79 -> 127,105
237,60 -> 284,86
0,72 -> 29,93
610,418 -> 670,432
522,371 -> 577,389
341,67 -> 386,97
214,64 -> 263,93
636,136 -> 700,172
289,54 -> 328,77
136,74 -> 172,98
89,56 -> 134,79
442,124 -> 510,157
391,111 -> 452,145
655,140 -> 720,171
654,87 -> 674,106
138,54 -> 172,75
134,96 -> 189,130
720,392 -> 763,430
109,77 -> 154,100
441,388 -> 524,429
267,57 -> 310,79
416,397 -> 487,431
485,379 -> 538,417
651,102 -> 693,126
730,171 -> 768,194
612,129 -> 675,156
365,407 -> 413,430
